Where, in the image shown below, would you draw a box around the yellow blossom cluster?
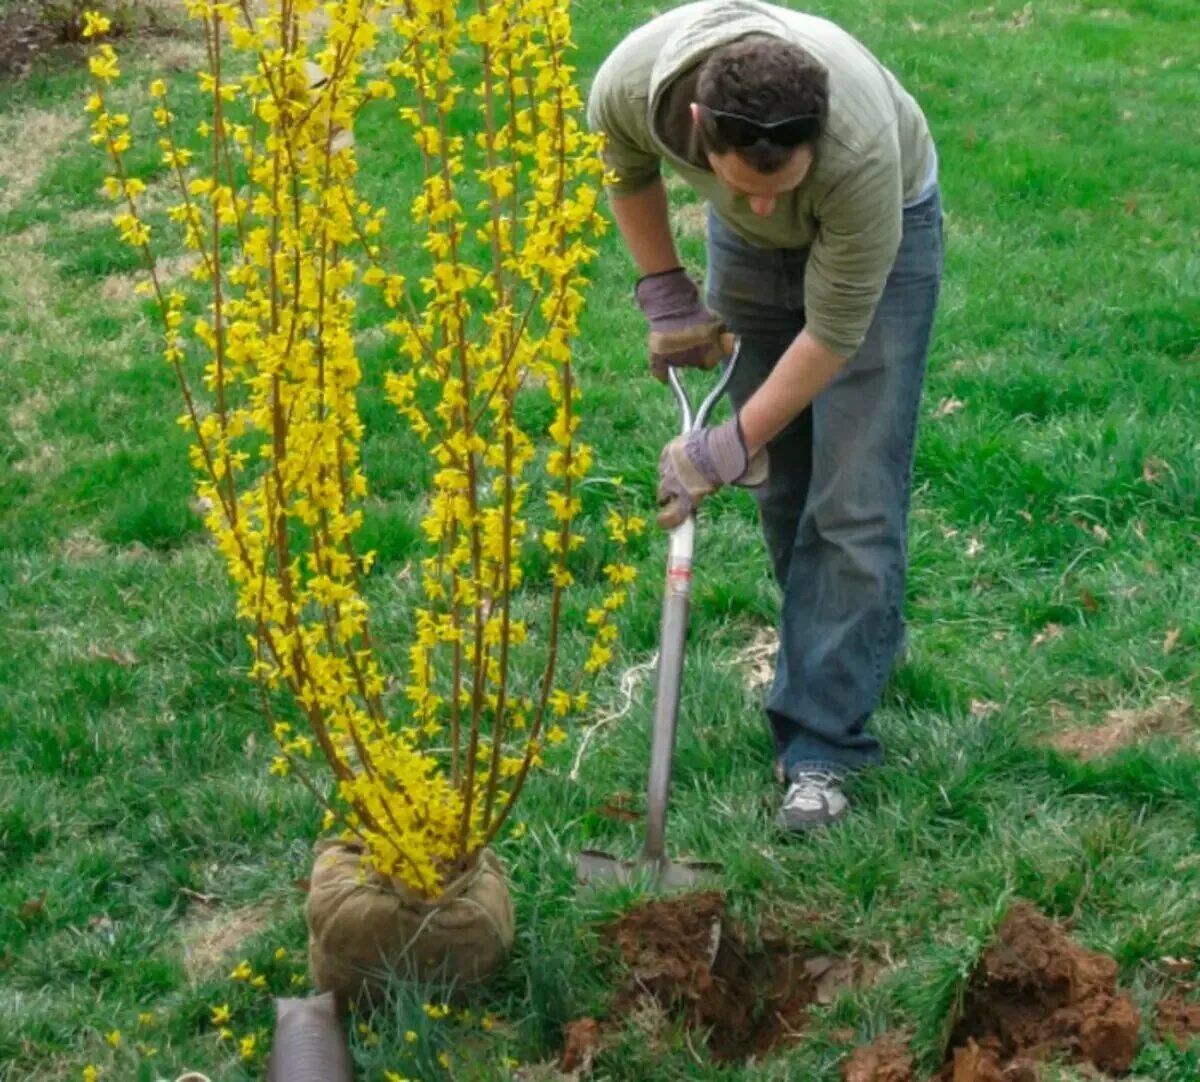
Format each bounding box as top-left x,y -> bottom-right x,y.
82,0 -> 634,898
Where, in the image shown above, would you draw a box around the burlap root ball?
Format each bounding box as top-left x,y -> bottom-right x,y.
306,840 -> 515,1004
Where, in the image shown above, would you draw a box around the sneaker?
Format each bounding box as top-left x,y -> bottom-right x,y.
775,769 -> 848,832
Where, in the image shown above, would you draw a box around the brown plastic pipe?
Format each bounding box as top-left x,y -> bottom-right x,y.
266,993 -> 354,1081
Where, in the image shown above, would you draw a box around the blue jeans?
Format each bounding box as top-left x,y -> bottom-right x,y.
706,189 -> 943,779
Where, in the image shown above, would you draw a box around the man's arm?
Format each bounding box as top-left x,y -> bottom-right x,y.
607,180 -> 680,276
739,330 -> 845,453
742,136 -> 904,451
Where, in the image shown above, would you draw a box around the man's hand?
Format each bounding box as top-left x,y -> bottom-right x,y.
656,417 -> 768,529
635,267 -> 725,382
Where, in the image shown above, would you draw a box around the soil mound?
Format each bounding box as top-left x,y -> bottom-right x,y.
937,902 -> 1139,1077
603,891 -> 852,1062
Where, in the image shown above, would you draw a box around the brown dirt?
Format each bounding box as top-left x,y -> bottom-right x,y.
602,891 -> 855,1063
0,6 -> 56,80
842,1031 -> 915,1081
1155,996 -> 1200,1047
1049,695 -> 1194,760
936,902 -> 1140,1078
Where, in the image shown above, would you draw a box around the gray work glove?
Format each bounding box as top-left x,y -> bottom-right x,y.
656,417 -> 768,529
634,267 -> 725,382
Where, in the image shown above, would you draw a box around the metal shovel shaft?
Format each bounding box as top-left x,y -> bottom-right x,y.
642,516 -> 694,864
576,342 -> 740,888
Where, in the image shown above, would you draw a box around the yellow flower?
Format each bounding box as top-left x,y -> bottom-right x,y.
148,79 -> 167,97
250,974 -> 266,988
437,1051 -> 451,1069
404,1029 -> 418,1043
137,1011 -> 154,1026
211,1003 -> 231,1025
82,1068 -> 99,1082
104,1029 -> 121,1048
81,10 -> 111,37
229,960 -> 251,981
384,1073 -> 410,1082
273,947 -> 288,961
239,1033 -> 257,1061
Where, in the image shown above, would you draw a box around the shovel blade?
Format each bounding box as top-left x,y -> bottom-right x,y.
577,848 -> 721,890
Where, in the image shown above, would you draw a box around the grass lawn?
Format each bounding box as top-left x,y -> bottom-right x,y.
1,0 -> 1198,1078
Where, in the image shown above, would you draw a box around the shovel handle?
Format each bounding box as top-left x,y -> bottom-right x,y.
666,333 -> 740,435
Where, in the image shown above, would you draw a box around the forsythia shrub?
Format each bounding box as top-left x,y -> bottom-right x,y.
83,0 -> 638,896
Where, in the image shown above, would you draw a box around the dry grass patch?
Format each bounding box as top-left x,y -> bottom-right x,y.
1049,695 -> 1195,761
728,625 -> 777,693
100,251 -> 201,302
673,200 -> 707,240
57,529 -> 111,561
0,108 -> 81,215
180,901 -> 274,983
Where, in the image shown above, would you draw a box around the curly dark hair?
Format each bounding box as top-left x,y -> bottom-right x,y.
694,35 -> 830,173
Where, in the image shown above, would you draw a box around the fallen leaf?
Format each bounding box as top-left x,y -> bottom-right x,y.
1032,623 -> 1063,648
1049,701 -> 1072,722
1133,519 -> 1147,542
1163,628 -> 1181,654
1159,956 -> 1196,977
293,877 -> 311,893
87,644 -> 137,666
933,396 -> 965,419
1017,509 -> 1033,523
970,700 -> 1000,717
1008,2 -> 1034,30
965,537 -> 984,559
561,1017 -> 604,1075
907,18 -> 926,32
1143,456 -> 1169,483
1092,523 -> 1111,543
805,955 -> 855,1005
597,793 -> 640,823
19,894 -> 47,920
1078,588 -> 1101,613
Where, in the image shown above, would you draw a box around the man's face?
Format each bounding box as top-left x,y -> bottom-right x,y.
706,145 -> 813,217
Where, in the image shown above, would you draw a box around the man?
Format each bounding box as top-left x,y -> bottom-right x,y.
587,0 -> 942,831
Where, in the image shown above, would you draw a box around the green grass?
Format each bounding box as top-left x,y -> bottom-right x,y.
2,0 -> 1199,1079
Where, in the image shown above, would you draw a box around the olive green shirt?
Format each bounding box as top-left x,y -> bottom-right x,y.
586,0 -> 936,357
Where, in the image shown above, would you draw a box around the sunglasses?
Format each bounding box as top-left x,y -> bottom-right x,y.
699,105 -> 816,149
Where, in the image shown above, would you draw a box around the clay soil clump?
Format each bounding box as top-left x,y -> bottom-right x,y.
937,902 -> 1140,1079
602,891 -> 853,1063
1154,996 -> 1200,1048
842,1032 -> 915,1081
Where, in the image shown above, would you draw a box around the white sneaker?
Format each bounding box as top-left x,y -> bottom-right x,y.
775,769 -> 849,831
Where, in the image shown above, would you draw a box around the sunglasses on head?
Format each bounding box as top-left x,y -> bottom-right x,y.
698,105 -> 815,148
